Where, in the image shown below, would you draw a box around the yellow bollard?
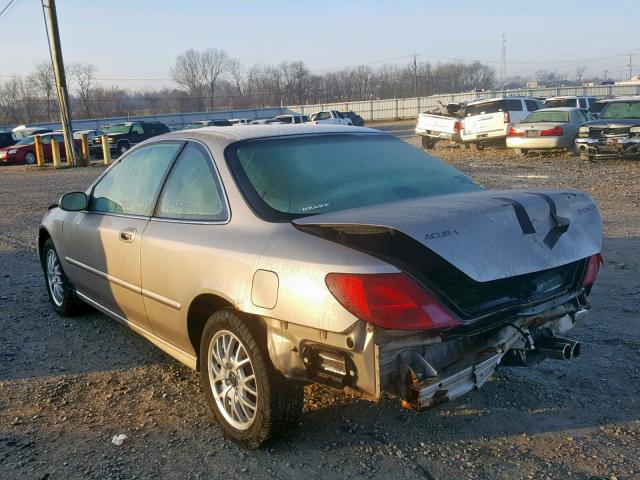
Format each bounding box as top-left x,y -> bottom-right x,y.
101,134 -> 111,165
81,133 -> 89,165
35,135 -> 45,166
51,137 -> 61,167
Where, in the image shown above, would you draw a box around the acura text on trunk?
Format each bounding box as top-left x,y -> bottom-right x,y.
38,125 -> 603,448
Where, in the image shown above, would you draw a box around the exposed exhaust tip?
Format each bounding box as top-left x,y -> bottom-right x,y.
571,342 -> 581,358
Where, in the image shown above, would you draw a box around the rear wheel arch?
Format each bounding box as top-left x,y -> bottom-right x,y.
187,294 -> 266,370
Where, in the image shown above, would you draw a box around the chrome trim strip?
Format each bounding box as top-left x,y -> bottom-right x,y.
76,291 -> 197,370
65,256 -> 141,294
141,288 -> 181,310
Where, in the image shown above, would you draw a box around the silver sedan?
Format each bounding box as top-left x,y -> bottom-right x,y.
39,124 -> 603,447
506,107 -> 589,154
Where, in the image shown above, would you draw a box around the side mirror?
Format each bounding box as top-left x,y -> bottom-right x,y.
59,192 -> 88,211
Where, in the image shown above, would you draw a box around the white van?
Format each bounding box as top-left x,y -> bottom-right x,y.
461,97 -> 543,146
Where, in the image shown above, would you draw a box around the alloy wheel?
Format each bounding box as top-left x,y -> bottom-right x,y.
46,249 -> 64,307
208,330 -> 258,431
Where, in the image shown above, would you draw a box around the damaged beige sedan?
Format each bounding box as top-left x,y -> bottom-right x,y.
38,125 -> 603,448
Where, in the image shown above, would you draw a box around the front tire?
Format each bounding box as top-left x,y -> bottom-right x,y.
42,238 -> 81,316
117,141 -> 130,156
200,310 -> 303,448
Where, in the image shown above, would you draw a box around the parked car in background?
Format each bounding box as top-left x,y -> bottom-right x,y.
544,96 -> 598,114
229,118 -> 251,125
0,132 -> 80,165
40,124 -> 602,448
271,114 -> 310,124
73,129 -> 102,142
11,126 -> 52,139
183,119 -> 232,129
0,131 -> 16,148
310,110 -> 352,125
587,98 -> 618,120
340,111 -> 364,127
250,118 -> 283,125
461,97 -> 544,148
416,102 -> 465,149
506,107 -> 588,155
93,121 -> 170,156
575,97 -> 640,160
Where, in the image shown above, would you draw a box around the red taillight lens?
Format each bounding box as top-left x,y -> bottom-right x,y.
325,273 -> 460,331
503,111 -> 510,124
540,125 -> 564,136
582,253 -> 603,287
453,121 -> 461,132
508,126 -> 525,137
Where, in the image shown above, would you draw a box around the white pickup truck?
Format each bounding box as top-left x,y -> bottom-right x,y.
415,102 -> 465,149
310,110 -> 352,125
461,97 -> 543,147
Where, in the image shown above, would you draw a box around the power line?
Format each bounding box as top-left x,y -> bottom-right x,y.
0,0 -> 20,22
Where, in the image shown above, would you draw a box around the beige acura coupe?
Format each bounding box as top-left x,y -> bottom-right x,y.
39,124 -> 603,447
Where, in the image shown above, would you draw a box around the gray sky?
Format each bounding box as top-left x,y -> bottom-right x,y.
2,0 -> 638,89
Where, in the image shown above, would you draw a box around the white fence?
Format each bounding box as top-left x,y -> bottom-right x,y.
7,84 -> 640,131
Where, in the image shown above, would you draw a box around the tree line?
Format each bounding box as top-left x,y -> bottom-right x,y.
0,48 -> 497,126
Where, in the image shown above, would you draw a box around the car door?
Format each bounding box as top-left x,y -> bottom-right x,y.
130,123 -> 145,146
62,141 -> 183,329
140,141 -> 231,353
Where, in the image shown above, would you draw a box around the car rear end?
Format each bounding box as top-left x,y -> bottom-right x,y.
461,99 -> 513,144
224,128 -> 603,410
415,113 -> 462,143
507,109 -> 576,151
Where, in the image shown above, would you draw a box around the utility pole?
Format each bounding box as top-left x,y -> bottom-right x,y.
628,53 -> 634,80
499,34 -> 507,90
42,0 -> 77,166
604,69 -> 608,82
412,54 -> 418,97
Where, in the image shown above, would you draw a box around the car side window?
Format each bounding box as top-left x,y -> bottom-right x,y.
579,98 -> 587,109
525,100 -> 540,112
505,99 -> 523,111
315,112 -> 331,120
131,124 -> 144,134
89,142 -> 181,216
155,143 -> 228,222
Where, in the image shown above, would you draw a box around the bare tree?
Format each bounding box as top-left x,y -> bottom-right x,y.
28,62 -> 56,121
170,49 -> 206,110
226,58 -> 245,99
576,66 -> 587,85
201,48 -> 229,110
69,62 -> 97,117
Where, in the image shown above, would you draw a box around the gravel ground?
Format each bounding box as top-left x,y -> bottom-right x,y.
1,124 -> 639,480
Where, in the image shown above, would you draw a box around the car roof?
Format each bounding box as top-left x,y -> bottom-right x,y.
466,96 -> 538,106
533,107 -> 580,112
164,124 -> 379,143
545,95 -> 594,100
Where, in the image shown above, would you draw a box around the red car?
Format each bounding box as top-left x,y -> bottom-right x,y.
0,133 -> 80,165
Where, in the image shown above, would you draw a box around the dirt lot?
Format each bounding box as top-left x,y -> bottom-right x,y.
1,124 -> 639,480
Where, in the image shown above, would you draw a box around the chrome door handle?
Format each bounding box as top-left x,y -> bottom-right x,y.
119,227 -> 137,243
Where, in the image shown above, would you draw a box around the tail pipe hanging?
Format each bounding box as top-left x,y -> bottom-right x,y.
535,335 -> 581,360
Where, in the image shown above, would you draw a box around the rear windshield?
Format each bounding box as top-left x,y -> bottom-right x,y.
226,133 -> 480,221
465,99 -> 522,117
104,124 -> 131,134
544,99 -> 576,108
600,102 -> 640,119
523,111 -> 570,123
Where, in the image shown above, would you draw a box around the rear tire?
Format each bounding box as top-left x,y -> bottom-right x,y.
421,136 -> 434,149
199,310 -> 303,449
24,152 -> 36,164
42,238 -> 81,317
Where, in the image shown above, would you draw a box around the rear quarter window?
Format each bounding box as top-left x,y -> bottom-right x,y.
466,100 -> 506,116
505,99 -> 523,111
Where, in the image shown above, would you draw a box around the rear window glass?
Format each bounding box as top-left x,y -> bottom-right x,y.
544,98 -> 576,108
523,111 -> 570,123
466,100 -> 506,116
600,102 -> 640,119
226,134 -> 480,221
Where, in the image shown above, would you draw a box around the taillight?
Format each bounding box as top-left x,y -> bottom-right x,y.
325,272 -> 460,331
540,125 -> 564,136
508,126 -> 525,137
582,253 -> 603,287
453,121 -> 461,132
503,111 -> 510,124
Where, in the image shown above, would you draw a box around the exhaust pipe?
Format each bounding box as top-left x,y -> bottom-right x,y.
535,335 -> 580,360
